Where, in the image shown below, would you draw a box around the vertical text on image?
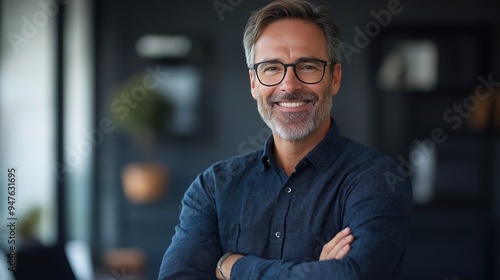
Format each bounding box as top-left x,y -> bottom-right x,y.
6,167 -> 17,271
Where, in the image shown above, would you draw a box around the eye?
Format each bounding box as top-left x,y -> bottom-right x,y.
259,63 -> 283,74
298,62 -> 321,71
264,66 -> 279,72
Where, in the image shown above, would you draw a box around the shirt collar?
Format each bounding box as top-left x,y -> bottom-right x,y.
260,117 -> 343,173
260,135 -> 275,173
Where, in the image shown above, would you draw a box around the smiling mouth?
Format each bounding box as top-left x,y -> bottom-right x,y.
276,101 -> 309,108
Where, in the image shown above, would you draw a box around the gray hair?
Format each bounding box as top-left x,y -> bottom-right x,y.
243,0 -> 342,68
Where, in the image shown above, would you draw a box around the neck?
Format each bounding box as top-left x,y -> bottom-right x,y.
273,118 -> 331,176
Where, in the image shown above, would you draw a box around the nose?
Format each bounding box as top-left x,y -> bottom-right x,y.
279,66 -> 303,93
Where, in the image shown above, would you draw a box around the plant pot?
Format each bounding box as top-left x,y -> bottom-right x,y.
121,162 -> 169,204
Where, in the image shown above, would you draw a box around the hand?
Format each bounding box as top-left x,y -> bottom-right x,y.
319,227 -> 354,261
215,253 -> 244,280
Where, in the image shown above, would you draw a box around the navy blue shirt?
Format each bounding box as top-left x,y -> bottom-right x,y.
159,119 -> 413,279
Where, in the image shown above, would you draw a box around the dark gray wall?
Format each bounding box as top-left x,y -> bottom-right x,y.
94,1 -> 500,279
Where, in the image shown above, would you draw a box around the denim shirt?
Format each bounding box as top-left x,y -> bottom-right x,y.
158,119 -> 413,280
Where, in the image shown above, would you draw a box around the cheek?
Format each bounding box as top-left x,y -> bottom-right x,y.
318,80 -> 333,97
307,84 -> 329,100
254,86 -> 274,102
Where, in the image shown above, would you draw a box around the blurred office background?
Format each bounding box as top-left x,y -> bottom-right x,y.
1,0 -> 499,279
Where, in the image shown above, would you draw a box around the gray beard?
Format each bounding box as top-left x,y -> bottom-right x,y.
257,93 -> 332,141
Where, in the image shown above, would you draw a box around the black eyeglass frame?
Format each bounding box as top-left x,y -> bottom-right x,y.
251,59 -> 335,86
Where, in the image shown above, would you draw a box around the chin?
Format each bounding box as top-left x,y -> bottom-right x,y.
270,119 -> 316,141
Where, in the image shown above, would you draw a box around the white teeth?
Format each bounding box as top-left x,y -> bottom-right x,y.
278,101 -> 307,108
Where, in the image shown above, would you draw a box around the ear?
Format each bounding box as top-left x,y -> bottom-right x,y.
330,63 -> 342,96
249,69 -> 258,100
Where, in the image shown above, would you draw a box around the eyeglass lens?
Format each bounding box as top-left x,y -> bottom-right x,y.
256,59 -> 326,86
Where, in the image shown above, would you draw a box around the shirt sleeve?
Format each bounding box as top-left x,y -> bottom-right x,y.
230,160 -> 413,280
158,171 -> 221,280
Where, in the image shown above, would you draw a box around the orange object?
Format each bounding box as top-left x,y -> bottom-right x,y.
121,162 -> 169,204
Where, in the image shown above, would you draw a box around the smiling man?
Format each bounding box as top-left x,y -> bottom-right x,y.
158,1 -> 412,279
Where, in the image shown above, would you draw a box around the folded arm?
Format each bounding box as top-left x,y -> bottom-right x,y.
215,228 -> 354,279
158,173 -> 221,279
221,166 -> 413,280
159,163 -> 412,280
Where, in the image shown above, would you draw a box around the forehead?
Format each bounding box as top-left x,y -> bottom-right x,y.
254,19 -> 329,62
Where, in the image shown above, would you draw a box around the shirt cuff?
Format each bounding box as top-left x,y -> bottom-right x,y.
230,255 -> 261,278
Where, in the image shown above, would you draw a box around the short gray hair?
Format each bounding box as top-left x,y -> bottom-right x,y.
243,0 -> 342,68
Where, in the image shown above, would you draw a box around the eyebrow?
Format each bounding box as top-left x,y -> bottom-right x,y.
256,56 -> 325,64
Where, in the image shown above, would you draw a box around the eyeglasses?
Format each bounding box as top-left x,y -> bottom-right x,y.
252,58 -> 333,86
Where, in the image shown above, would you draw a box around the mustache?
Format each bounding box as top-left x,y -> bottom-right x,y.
267,92 -> 319,104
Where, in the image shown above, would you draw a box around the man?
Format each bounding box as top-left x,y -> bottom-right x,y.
158,0 -> 412,279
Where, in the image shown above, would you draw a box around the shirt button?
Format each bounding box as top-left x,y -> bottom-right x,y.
285,187 -> 292,193
275,231 -> 282,238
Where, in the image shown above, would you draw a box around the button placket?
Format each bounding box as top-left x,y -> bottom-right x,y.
268,172 -> 293,258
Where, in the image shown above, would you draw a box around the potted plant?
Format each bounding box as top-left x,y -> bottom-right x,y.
110,71 -> 173,204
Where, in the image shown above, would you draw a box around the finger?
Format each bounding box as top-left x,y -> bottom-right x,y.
324,234 -> 354,260
335,244 -> 351,260
319,227 -> 351,260
319,228 -> 350,260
